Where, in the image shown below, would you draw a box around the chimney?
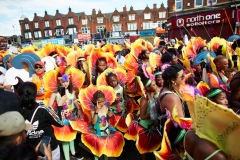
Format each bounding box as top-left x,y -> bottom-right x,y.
69,7 -> 71,12
153,4 -> 157,13
56,9 -> 59,13
34,13 -> 37,16
92,9 -> 96,15
153,4 -> 157,10
123,5 -> 127,17
45,11 -> 47,15
98,9 -> 101,13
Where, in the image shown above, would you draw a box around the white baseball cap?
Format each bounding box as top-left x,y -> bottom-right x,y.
0,111 -> 33,136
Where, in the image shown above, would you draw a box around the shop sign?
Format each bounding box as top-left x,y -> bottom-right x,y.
170,9 -> 232,29
42,38 -> 64,46
78,34 -> 91,41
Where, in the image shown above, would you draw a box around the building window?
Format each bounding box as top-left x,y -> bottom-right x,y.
97,17 -> 103,24
34,22 -> 38,28
45,21 -> 49,27
44,30 -> 52,37
81,27 -> 90,34
56,19 -> 61,26
55,29 -> 64,36
144,13 -> 151,19
96,26 -> 105,33
127,23 -> 137,31
159,12 -> 166,18
175,0 -> 183,10
24,32 -> 32,39
112,24 -> 122,32
68,18 -> 74,25
195,0 -> 203,7
157,21 -> 167,28
25,24 -> 29,30
82,19 -> 88,25
129,14 -> 135,21
34,31 -> 42,38
113,16 -> 120,22
143,22 -> 153,30
68,27 -> 77,34
208,0 -> 217,5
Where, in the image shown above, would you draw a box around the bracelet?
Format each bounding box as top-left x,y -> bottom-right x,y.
94,112 -> 98,115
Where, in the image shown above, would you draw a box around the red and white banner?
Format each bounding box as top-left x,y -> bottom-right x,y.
77,34 -> 91,41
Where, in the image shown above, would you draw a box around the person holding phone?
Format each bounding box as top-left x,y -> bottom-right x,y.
48,73 -> 84,160
18,82 -> 65,160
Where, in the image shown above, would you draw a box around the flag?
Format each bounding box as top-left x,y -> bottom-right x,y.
61,29 -> 64,35
66,30 -> 68,35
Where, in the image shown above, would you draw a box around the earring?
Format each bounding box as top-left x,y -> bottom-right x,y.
173,82 -> 177,86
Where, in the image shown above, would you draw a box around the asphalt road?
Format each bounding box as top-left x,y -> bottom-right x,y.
59,133 -> 156,160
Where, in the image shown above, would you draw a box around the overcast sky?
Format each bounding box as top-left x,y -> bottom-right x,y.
0,0 -> 167,36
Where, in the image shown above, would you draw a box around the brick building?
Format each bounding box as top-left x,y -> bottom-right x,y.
167,0 -> 240,40
19,4 -> 168,43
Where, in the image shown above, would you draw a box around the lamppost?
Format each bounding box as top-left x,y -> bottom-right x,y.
12,25 -> 16,35
13,24 -> 19,36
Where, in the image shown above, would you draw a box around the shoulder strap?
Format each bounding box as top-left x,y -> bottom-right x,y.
205,149 -> 221,160
159,91 -> 174,98
30,106 -> 43,124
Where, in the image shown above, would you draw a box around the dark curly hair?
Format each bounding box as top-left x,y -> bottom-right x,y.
92,90 -> 105,105
162,65 -> 183,91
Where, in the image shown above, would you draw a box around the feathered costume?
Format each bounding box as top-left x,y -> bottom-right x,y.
124,67 -> 162,154
96,67 -> 138,132
70,85 -> 125,158
43,65 -> 85,141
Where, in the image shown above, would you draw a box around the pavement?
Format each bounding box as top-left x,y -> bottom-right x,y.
59,133 -> 156,160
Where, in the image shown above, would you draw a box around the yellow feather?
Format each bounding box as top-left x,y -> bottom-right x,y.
207,54 -> 217,73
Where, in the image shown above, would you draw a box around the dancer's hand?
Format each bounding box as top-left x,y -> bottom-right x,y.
95,101 -> 101,113
78,110 -> 84,119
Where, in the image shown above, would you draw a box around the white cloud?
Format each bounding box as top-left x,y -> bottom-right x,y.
0,0 -> 167,36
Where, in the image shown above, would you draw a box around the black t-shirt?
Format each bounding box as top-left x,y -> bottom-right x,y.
20,103 -> 63,150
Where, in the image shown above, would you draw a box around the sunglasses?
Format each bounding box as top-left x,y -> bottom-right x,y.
35,66 -> 43,69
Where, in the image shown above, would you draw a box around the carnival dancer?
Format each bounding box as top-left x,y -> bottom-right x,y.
154,102 -> 228,160
45,66 -> 85,160
90,48 -> 118,85
74,85 -> 125,160
157,64 -> 190,134
211,55 -> 229,87
138,49 -> 151,71
96,67 -> 137,132
184,94 -> 239,159
205,88 -> 228,107
154,71 -> 163,92
125,71 -> 162,160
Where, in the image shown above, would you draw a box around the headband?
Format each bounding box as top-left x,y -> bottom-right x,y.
145,79 -> 152,87
173,129 -> 187,145
206,89 -> 223,98
154,72 -> 162,76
